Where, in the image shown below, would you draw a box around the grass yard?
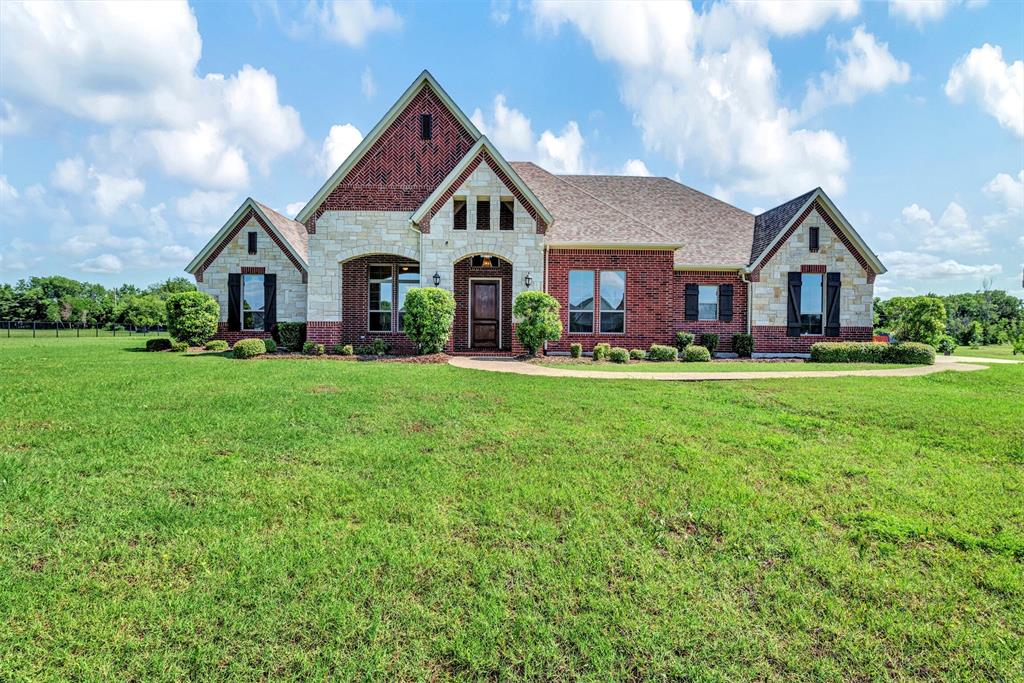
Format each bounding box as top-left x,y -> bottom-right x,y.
1,337 -> 1022,680
533,359 -> 917,373
953,343 -> 1020,360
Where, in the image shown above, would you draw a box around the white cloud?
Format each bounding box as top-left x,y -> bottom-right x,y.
286,201 -> 306,217
0,175 -> 19,204
148,123 -> 250,190
879,250 -> 1001,279
537,121 -> 586,174
0,99 -> 27,135
801,26 -> 909,117
532,0 -> 855,200
900,201 -> 988,253
76,253 -> 124,273
51,157 -> 88,194
317,124 -> 364,177
304,0 -> 402,47
90,169 -> 145,215
472,95 -> 588,172
983,170 -> 1024,214
491,0 -> 512,25
176,190 -> 237,235
622,159 -> 652,176
889,0 -> 952,26
945,44 -> 1024,138
361,67 -> 376,99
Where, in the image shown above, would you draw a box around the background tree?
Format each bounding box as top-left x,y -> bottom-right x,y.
893,296 -> 946,345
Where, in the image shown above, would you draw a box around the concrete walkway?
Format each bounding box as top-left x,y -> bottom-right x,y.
447,353 -> 1015,381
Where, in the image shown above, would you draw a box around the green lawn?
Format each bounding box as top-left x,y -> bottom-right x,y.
1,337 -> 1022,680
533,359 -> 916,372
953,343 -> 1020,360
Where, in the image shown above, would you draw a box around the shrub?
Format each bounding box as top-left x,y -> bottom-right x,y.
165,291 -> 219,346
1014,337 -> 1024,355
592,342 -> 612,361
402,287 -> 456,354
936,335 -> 957,355
204,340 -> 229,351
968,321 -> 984,348
275,322 -> 306,351
629,348 -> 646,360
609,347 -> 629,363
647,344 -> 677,362
886,342 -> 936,365
570,343 -> 582,358
674,331 -> 695,352
809,341 -> 934,365
145,338 -> 172,352
893,296 -> 946,346
682,345 -> 712,362
262,338 -> 277,354
732,333 -> 754,358
170,340 -> 188,353
331,343 -> 353,356
233,338 -> 266,359
513,291 -> 562,356
303,341 -> 325,356
701,333 -> 720,354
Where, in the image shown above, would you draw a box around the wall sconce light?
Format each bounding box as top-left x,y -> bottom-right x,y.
432,271 -> 441,286
524,273 -> 533,288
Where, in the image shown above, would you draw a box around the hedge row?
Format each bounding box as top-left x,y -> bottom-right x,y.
810,341 -> 935,365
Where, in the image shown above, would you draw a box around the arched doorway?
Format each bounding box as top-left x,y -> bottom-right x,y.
453,253 -> 512,352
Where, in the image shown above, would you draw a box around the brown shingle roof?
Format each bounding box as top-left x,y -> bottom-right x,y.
750,189 -> 817,264
252,199 -> 309,264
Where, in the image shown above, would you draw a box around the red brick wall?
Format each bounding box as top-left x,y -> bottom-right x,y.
214,324 -> 272,345
304,85 -> 476,232
546,249 -> 676,353
752,326 -> 873,354
336,255 -> 419,354
452,256 -> 515,353
672,271 -> 748,353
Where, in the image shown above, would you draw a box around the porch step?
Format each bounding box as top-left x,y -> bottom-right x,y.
450,350 -> 520,357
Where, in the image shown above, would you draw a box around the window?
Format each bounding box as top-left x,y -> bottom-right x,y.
453,198 -> 467,230
809,226 -> 820,252
247,231 -> 257,255
397,265 -> 419,331
499,199 -> 514,230
568,271 -> 594,333
419,113 -> 432,140
476,198 -> 490,230
698,285 -> 718,321
368,265 -> 393,332
800,273 -> 823,335
599,271 -> 626,333
241,274 -> 264,330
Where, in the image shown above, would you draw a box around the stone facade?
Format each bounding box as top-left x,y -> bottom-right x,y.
197,216 -> 306,324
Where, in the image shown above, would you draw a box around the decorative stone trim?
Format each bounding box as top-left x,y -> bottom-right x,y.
800,264 -> 827,273
240,266 -> 266,274
197,208 -> 307,284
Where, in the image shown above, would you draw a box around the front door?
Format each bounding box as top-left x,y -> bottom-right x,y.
471,281 -> 499,349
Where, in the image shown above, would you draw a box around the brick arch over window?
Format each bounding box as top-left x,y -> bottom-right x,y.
340,254 -> 421,355
452,253 -> 514,353
451,248 -> 516,265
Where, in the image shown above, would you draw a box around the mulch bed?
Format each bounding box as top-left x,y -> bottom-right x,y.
533,356 -> 810,366
255,351 -> 451,364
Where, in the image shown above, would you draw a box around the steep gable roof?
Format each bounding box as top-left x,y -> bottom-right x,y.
750,188 -> 818,264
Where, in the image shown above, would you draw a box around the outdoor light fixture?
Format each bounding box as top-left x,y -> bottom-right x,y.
524,273 -> 533,288
432,271 -> 441,286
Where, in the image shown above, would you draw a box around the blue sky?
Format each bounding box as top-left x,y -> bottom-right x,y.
0,0 -> 1021,297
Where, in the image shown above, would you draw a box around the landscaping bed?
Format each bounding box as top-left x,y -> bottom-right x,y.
531,357 -> 916,372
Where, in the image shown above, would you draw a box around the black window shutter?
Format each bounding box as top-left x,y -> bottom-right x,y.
825,272 -> 841,336
684,284 -> 698,321
787,272 -> 802,337
263,274 -> 277,332
227,274 -> 241,331
719,284 -> 733,321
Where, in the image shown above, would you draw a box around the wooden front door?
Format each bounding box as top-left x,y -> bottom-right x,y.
471,281 -> 499,348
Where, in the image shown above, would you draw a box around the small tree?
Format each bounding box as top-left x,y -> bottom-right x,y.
402,287 -> 456,354
893,296 -> 945,346
166,291 -> 219,346
513,291 -> 562,356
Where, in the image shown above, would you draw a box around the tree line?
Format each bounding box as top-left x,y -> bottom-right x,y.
874,287 -> 1023,347
0,275 -> 197,328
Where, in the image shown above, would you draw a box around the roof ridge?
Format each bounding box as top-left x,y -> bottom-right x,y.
659,176 -> 755,217
553,174 -> 677,243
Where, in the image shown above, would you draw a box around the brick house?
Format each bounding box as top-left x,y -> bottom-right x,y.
186,71 -> 885,356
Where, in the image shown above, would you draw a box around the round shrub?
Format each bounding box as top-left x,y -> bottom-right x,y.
1013,336 -> 1024,355
205,340 -> 229,351
165,291 -> 219,346
682,345 -> 712,362
732,333 -> 754,358
647,344 -> 677,362
331,343 -> 353,356
170,340 -> 188,353
629,348 -> 646,360
513,291 -> 562,356
303,341 -> 325,356
592,342 -> 612,361
275,322 -> 306,351
701,333 -> 720,354
674,331 -> 695,352
570,343 -> 582,358
262,338 -> 277,354
936,335 -> 956,356
403,287 -> 456,354
145,337 -> 172,352
609,347 -> 630,363
233,338 -> 266,359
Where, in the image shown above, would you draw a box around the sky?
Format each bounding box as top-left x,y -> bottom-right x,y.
0,0 -> 1021,298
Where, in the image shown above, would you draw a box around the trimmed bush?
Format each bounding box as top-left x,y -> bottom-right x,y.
402,287 -> 456,354
204,340 -> 229,351
886,342 -> 936,365
701,333 -> 720,354
674,331 -> 695,352
262,338 -> 277,354
732,333 -> 754,358
166,291 -> 219,346
609,347 -> 629,363
170,340 -> 188,353
233,338 -> 266,359
145,338 -> 172,352
303,341 -> 325,356
629,348 -> 646,360
513,291 -> 562,356
354,341 -> 393,356
936,335 -> 956,356
331,343 -> 353,356
570,343 -> 582,358
810,341 -> 934,365
682,345 -> 712,362
592,342 -> 612,361
647,344 -> 677,362
275,322 -> 306,351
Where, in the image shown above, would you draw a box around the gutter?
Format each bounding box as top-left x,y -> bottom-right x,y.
740,269 -> 752,335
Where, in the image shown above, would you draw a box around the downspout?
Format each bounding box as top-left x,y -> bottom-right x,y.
542,244 -> 550,354
740,269 -> 752,335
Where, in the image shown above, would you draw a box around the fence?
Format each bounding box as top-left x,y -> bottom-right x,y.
1,321 -> 169,338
